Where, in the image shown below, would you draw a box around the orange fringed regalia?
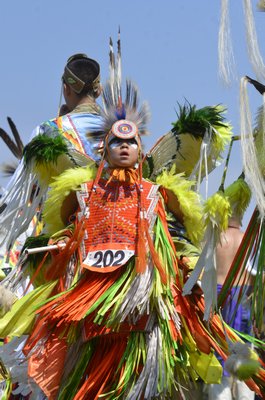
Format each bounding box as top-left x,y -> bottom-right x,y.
18,169 -> 252,400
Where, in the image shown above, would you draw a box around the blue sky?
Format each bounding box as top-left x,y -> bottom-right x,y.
0,0 -> 264,226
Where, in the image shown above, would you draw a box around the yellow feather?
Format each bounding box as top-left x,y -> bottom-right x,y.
204,192 -> 231,232
156,166 -> 204,246
224,178 -> 252,219
43,164 -> 96,234
212,118 -> 233,155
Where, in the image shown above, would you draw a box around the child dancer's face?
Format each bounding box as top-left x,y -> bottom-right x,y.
107,137 -> 139,168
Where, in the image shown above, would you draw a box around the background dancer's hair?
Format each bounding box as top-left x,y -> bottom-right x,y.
62,53 -> 101,97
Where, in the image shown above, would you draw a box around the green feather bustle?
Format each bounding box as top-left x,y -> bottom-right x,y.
22,234 -> 50,254
171,103 -> 228,138
23,134 -> 69,166
22,234 -> 51,287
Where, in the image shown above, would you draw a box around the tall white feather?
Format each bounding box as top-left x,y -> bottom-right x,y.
218,0 -> 236,85
243,0 -> 265,81
240,77 -> 265,218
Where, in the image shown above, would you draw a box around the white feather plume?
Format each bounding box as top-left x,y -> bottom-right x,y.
218,0 -> 236,85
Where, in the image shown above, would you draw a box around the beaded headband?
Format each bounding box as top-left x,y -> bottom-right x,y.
62,53 -> 101,94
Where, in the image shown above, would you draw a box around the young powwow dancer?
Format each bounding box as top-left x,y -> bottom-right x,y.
1,84 -> 265,399
0,41 -> 265,399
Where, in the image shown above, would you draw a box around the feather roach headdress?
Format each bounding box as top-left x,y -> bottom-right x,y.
87,32 -> 150,148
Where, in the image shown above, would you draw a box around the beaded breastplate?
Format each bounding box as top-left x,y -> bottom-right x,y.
77,178 -> 159,270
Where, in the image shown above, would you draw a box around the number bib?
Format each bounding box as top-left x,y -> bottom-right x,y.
82,243 -> 134,271
78,178 -> 160,273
